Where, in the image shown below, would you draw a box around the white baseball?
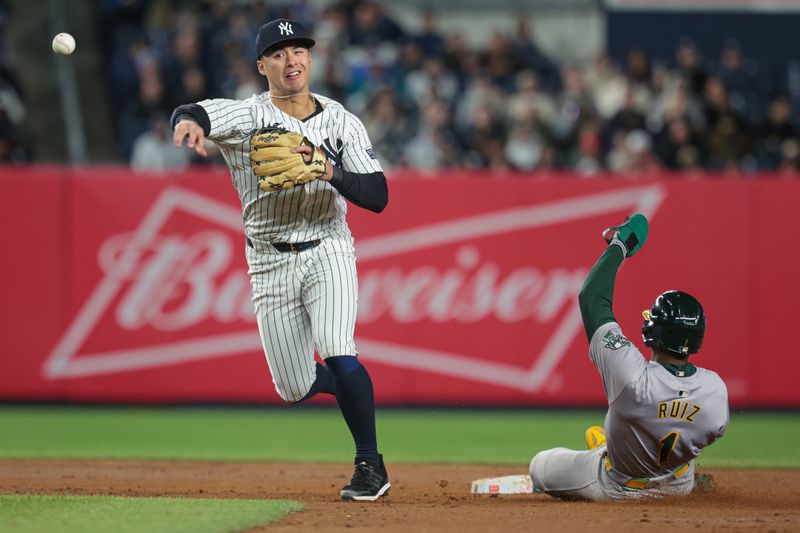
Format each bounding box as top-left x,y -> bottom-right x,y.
52,33 -> 76,55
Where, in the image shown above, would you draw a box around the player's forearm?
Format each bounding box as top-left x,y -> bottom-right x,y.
328,167 -> 388,213
172,99 -> 256,140
578,245 -> 624,341
170,104 -> 211,136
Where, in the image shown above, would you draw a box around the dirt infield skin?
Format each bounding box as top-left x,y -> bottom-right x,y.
1,460 -> 798,532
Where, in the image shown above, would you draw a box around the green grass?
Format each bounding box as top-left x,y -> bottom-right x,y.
0,408 -> 791,533
0,407 -> 797,468
698,413 -> 800,468
0,494 -> 301,533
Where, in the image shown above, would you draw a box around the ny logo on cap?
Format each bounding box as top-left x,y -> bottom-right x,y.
279,22 -> 293,36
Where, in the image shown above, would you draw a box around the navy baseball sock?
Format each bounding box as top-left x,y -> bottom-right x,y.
298,362 -> 336,402
326,356 -> 380,467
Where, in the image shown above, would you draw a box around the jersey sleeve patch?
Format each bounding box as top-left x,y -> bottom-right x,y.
602,329 -> 631,350
366,148 -> 377,160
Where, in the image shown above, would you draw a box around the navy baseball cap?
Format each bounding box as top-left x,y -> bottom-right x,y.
255,19 -> 315,58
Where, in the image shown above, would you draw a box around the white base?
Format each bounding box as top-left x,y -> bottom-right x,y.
470,474 -> 534,494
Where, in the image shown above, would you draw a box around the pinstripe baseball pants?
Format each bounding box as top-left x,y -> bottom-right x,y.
245,235 -> 359,402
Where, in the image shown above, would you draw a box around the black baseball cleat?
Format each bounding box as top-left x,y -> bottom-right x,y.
340,454 -> 391,501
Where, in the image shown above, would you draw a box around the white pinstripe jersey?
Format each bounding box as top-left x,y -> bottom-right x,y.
198,92 -> 383,243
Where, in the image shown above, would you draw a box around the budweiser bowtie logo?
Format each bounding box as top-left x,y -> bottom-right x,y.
44,185 -> 665,392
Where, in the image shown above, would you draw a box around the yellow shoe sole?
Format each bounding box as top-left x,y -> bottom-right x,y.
585,425 -> 606,450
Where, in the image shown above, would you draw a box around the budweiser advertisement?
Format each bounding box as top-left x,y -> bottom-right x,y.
2,167 -> 798,407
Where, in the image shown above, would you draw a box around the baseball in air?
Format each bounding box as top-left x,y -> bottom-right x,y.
52,33 -> 76,55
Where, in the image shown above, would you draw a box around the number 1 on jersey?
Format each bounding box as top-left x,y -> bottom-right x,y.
658,431 -> 680,465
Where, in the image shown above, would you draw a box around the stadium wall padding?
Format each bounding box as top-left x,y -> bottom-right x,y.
1,167 -> 797,407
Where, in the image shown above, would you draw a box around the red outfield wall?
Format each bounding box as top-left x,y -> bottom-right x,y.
1,167 -> 797,407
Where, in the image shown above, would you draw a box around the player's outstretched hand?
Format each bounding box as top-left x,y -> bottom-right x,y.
173,119 -> 208,157
602,213 -> 648,257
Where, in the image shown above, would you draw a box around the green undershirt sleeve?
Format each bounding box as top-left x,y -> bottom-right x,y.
578,244 -> 625,341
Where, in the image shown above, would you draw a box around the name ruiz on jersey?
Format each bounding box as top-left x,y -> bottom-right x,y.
657,400 -> 702,423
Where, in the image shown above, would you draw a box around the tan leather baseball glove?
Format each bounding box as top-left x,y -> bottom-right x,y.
249,127 -> 328,191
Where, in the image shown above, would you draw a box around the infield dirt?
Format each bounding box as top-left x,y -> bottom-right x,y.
1,460 -> 798,532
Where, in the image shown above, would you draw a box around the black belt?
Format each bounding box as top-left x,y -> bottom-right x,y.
246,236 -> 321,253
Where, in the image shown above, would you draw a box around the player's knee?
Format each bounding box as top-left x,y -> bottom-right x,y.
529,448 -> 559,490
529,451 -> 546,488
273,380 -> 312,404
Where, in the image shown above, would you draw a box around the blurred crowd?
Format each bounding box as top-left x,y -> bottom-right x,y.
0,0 -> 29,163
88,1 -> 800,173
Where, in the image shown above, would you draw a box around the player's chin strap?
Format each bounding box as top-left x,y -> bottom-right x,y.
269,91 -> 312,99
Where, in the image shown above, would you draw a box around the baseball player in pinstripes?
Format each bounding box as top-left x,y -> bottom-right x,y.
171,19 -> 390,501
529,214 -> 729,500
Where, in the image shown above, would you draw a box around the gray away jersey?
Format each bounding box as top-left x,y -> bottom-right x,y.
590,322 -> 729,481
198,92 -> 383,243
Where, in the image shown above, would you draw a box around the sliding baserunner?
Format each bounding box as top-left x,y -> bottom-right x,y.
529,214 -> 729,500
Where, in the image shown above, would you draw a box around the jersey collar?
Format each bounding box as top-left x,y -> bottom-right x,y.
301,95 -> 325,122
657,362 -> 698,377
